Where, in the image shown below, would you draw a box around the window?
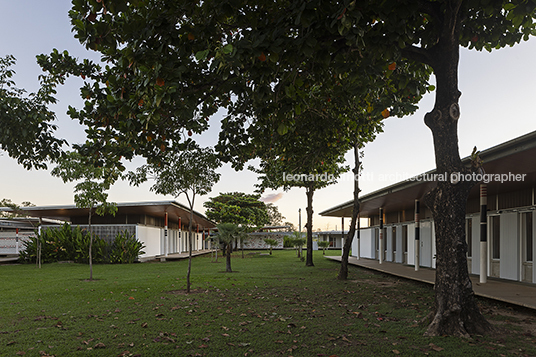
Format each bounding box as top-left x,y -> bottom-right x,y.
492,216 -> 500,260
466,218 -> 472,258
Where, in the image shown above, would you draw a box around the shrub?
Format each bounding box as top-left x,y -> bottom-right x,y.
19,224 -> 144,264
109,230 -> 145,264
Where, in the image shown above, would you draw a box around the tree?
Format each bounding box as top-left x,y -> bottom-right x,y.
51,151 -> 118,280
0,199 -> 35,218
265,203 -> 285,226
263,238 -> 278,255
290,231 -> 307,259
330,0 -> 536,337
128,144 -> 221,293
0,55 -> 65,170
216,222 -> 241,272
318,240 -> 331,255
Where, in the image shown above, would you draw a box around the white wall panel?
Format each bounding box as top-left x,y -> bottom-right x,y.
500,212 -> 519,280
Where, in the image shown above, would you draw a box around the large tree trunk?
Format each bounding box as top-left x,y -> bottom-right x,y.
305,185 -> 314,267
338,143 -> 360,280
420,5 -> 492,336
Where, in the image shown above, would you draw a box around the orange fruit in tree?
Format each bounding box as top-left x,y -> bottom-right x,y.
258,52 -> 266,62
156,78 -> 165,87
388,62 -> 396,71
381,109 -> 390,118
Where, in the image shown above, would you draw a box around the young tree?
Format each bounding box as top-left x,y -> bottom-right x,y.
318,240 -> 331,255
216,222 -> 241,272
263,238 -> 278,255
52,151 -> 118,280
204,192 -> 270,255
128,145 -> 221,293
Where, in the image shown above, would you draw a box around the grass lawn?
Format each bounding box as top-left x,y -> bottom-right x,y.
1,250 -> 535,356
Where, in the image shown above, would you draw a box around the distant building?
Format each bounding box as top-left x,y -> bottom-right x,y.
316,230 -> 348,249
9,201 -> 216,260
321,130 -> 536,284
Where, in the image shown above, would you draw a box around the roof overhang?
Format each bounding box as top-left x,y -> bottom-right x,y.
320,130 -> 536,218
14,201 -> 216,228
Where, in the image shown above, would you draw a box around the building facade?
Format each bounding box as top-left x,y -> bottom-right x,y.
321,131 -> 536,284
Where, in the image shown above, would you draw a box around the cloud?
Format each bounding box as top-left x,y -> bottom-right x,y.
260,193 -> 284,203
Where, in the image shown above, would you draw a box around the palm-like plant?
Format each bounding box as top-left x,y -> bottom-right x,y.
216,223 -> 240,272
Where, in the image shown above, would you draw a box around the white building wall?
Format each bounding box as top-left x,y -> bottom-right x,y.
356,228 -> 374,259
407,223 -> 415,266
137,225 -> 162,258
420,221 -> 433,268
385,225 -> 393,262
395,224 -> 403,263
470,215 -> 480,275
501,212 -> 519,280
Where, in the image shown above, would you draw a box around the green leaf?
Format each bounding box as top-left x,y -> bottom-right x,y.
277,123 -> 288,136
195,50 -> 209,61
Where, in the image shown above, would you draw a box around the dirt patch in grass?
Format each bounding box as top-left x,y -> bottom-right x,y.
166,288 -> 206,295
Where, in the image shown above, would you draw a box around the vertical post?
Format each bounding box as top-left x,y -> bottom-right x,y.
38,217 -> 42,269
341,216 -> 345,256
480,184 -> 488,284
379,208 -> 384,264
15,228 -> 19,255
196,224 -> 200,251
179,217 -> 182,252
164,212 -> 169,256
298,208 -> 302,234
415,200 -> 420,271
356,213 -> 361,260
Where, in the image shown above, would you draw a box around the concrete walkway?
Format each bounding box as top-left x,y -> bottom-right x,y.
325,256 -> 536,310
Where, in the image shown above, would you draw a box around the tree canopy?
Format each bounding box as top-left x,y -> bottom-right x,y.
204,192 -> 269,230
0,55 -> 65,169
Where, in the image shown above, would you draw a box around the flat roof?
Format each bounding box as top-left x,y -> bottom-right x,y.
320,130 -> 536,218
10,201 -> 216,228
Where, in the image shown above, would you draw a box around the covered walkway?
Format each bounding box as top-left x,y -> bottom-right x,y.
326,256 -> 536,310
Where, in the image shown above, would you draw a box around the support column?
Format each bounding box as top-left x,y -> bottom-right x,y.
15,228 -> 19,255
341,216 -> 345,256
179,217 -> 182,252
415,200 -> 420,271
480,184 -> 488,284
379,208 -> 384,264
164,212 -> 169,257
196,224 -> 200,251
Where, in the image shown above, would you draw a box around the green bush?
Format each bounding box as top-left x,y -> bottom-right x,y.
19,224 -> 144,264
109,230 -> 145,264
283,236 -> 293,247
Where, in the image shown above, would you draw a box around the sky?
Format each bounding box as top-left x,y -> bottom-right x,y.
1,1 -> 536,231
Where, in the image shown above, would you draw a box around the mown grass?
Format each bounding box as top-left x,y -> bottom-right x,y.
1,250 -> 535,356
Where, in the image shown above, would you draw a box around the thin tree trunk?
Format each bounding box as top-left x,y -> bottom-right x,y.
226,242 -> 232,272
417,6 -> 492,336
88,208 -> 93,280
187,194 -> 195,294
338,143 -> 360,280
305,185 -> 314,267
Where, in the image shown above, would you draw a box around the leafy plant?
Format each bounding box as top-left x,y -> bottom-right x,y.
263,238 -> 279,255
109,230 -> 146,264
318,240 -> 331,255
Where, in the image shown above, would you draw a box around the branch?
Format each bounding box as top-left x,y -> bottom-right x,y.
401,45 -> 433,66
